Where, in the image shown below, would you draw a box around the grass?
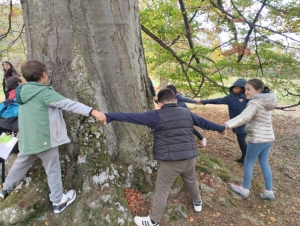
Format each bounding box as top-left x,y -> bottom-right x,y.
0,86 -> 4,102
216,170 -> 231,182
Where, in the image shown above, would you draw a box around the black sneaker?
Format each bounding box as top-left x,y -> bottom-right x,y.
235,157 -> 244,163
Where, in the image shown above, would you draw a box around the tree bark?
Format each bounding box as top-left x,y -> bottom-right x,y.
0,1 -> 156,225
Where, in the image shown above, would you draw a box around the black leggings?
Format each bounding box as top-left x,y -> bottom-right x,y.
193,127 -> 203,140
236,133 -> 247,159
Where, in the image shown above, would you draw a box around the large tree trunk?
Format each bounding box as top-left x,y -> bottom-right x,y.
0,1 -> 156,225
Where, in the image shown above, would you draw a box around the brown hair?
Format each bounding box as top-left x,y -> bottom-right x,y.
5,76 -> 22,91
246,79 -> 270,93
2,61 -> 19,77
166,84 -> 178,94
21,59 -> 47,82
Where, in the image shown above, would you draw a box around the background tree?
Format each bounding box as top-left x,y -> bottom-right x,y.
0,1 -> 26,65
0,0 -> 156,225
140,0 -> 300,107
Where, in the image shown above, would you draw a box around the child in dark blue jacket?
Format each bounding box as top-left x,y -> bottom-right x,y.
200,78 -> 248,163
166,84 -> 207,146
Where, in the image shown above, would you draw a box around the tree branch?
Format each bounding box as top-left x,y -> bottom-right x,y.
255,30 -> 300,51
189,10 -> 198,23
178,0 -> 199,63
283,89 -> 300,97
254,30 -> 264,76
275,101 -> 300,111
141,25 -> 227,90
209,0 -> 238,20
178,0 -> 207,96
0,24 -> 25,53
231,0 -> 268,62
0,0 -> 13,40
211,38 -> 235,52
255,24 -> 300,43
258,0 -> 288,14
178,0 -> 228,95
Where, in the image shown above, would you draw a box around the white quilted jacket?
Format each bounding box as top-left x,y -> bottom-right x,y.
225,93 -> 277,143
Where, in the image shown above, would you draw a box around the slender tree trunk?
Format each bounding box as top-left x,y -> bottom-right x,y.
0,1 -> 156,225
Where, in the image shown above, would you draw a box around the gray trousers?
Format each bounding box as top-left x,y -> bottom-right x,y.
3,147 -> 63,204
150,157 -> 201,222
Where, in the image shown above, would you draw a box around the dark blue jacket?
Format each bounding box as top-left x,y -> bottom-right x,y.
148,78 -> 156,97
201,78 -> 248,134
175,93 -> 197,108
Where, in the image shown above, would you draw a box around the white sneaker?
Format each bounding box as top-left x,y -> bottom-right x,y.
134,215 -> 159,226
201,138 -> 207,146
193,201 -> 202,212
230,184 -> 249,198
53,190 -> 76,213
259,190 -> 275,201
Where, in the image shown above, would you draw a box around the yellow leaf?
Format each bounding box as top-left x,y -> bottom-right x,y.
45,221 -> 49,225
270,217 -> 275,221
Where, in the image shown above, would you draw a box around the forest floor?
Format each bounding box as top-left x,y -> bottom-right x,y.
131,104 -> 300,226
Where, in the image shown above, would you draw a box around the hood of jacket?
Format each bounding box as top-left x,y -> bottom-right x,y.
16,82 -> 49,105
252,92 -> 277,111
230,78 -> 247,91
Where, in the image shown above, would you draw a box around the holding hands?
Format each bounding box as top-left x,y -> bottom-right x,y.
91,110 -> 107,125
221,124 -> 230,135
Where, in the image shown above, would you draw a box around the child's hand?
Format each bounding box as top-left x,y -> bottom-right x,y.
91,110 -> 107,125
196,100 -> 202,105
221,124 -> 229,135
222,130 -> 227,136
221,127 -> 227,135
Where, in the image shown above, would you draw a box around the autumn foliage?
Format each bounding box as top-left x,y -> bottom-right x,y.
124,188 -> 151,216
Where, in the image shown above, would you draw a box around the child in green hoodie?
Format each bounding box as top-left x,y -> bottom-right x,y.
0,59 -> 106,213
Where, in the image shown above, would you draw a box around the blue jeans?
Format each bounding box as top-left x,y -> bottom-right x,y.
242,142 -> 273,191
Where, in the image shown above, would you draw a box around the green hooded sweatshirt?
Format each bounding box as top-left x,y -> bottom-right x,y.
16,82 -> 92,154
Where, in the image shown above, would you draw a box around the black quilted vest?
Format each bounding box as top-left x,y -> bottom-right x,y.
153,103 -> 198,161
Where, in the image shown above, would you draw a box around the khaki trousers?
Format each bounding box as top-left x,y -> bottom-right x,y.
150,157 -> 201,222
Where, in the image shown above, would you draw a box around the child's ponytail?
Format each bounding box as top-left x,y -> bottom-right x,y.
262,86 -> 271,93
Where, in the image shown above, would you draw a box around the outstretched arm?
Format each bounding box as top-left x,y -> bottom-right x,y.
177,94 -> 199,104
225,102 -> 257,129
200,96 -> 229,105
48,99 -> 106,123
190,112 -> 225,133
105,111 -> 159,130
